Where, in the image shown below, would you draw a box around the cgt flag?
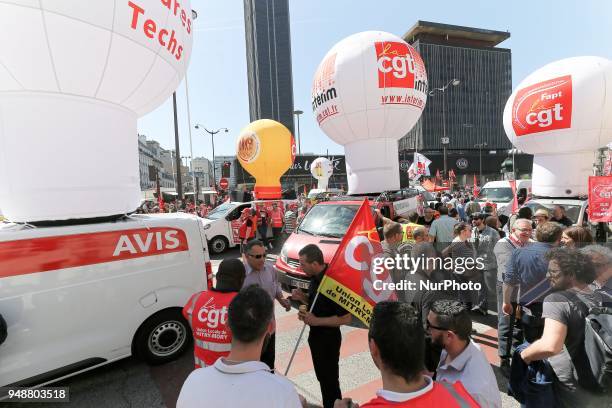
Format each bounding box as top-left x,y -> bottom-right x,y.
473,174 -> 480,198
317,199 -> 397,326
589,176 -> 612,222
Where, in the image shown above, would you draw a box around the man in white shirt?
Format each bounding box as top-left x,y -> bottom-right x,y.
177,285 -> 304,408
493,218 -> 533,372
429,299 -> 502,408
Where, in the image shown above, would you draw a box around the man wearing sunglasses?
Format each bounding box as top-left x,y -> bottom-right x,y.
429,300 -> 501,408
242,239 -> 292,371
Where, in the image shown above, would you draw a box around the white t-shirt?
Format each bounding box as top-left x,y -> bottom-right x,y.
177,358 -> 302,408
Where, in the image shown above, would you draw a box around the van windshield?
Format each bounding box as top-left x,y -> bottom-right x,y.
298,204 -> 359,238
205,203 -> 234,220
478,187 -> 513,203
525,202 -> 582,225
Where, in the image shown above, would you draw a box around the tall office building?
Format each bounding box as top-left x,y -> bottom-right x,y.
243,0 -> 295,134
399,21 -> 532,183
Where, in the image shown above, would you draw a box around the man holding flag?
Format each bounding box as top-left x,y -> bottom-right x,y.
291,244 -> 351,408
290,199 -> 397,408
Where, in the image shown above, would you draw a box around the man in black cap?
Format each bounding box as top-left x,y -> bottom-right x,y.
183,259 -> 246,368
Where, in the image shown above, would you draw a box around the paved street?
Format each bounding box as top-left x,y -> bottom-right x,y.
14,248 -> 518,408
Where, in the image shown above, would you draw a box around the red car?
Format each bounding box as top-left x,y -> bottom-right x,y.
275,193 -> 416,290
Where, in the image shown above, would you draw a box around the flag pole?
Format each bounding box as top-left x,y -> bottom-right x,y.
283,287 -> 322,376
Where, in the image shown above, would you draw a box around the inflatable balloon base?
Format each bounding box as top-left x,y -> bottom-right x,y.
254,186 -> 282,200
345,139 -> 400,195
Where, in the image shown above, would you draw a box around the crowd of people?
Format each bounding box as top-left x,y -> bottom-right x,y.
171,188 -> 611,407
373,191 -> 612,407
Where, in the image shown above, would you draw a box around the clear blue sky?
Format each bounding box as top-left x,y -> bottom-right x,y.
137,0 -> 612,159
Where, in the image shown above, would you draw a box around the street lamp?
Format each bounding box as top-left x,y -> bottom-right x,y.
429,79 -> 461,179
194,125 -> 229,188
293,109 -> 303,155
474,142 -> 488,184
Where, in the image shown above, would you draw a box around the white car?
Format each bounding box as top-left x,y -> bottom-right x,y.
0,213 -> 211,389
200,200 -> 285,254
524,197 -> 589,226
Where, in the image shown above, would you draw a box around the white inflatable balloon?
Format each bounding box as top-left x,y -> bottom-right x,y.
310,157 -> 334,190
503,57 -> 612,197
0,0 -> 193,221
312,31 -> 427,195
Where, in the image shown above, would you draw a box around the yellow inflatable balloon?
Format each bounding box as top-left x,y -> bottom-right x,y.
236,119 -> 296,199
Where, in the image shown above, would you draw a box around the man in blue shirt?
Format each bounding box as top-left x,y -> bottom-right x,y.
502,222 -> 562,341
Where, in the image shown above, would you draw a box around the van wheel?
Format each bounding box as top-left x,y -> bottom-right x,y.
133,309 -> 192,365
209,236 -> 228,254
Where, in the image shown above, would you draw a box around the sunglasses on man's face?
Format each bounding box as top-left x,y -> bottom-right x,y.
248,253 -> 266,259
426,319 -> 450,331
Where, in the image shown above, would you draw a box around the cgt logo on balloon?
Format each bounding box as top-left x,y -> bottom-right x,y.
375,41 -> 427,108
511,75 -> 573,136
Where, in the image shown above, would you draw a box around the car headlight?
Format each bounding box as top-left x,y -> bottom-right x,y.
280,246 -> 288,263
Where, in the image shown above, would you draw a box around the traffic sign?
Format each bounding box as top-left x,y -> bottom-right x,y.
219,178 -> 229,190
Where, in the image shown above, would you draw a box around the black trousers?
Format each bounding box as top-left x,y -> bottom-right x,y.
272,227 -> 282,248
309,330 -> 342,408
260,332 -> 275,370
258,224 -> 269,246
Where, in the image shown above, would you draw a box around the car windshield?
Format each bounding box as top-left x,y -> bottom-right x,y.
205,202 -> 234,220
298,204 -> 359,237
525,202 -> 582,224
478,187 -> 513,203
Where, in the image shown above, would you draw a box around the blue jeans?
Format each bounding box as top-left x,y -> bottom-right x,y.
475,268 -> 497,311
497,280 -> 523,358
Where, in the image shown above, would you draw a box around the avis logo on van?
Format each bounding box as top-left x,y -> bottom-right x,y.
512,75 -> 573,136
113,229 -> 182,256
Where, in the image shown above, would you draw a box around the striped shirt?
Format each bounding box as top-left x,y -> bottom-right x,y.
283,210 -> 297,233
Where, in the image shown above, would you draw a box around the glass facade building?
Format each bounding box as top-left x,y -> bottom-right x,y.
400,21 -> 513,151
397,21 -> 532,184
243,0 -> 295,134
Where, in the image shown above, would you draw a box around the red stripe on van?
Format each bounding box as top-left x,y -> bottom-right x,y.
0,227 -> 189,279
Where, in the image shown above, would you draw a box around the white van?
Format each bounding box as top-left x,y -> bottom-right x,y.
478,180 -> 532,216
201,200 -> 285,254
0,213 -> 211,389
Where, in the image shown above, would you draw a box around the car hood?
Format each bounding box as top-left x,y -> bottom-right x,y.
283,232 -> 343,263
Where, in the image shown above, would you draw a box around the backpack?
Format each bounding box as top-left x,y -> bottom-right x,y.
560,291 -> 612,392
583,306 -> 612,391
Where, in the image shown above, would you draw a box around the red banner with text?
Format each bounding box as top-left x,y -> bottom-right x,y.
589,176 -> 612,222
0,227 -> 189,279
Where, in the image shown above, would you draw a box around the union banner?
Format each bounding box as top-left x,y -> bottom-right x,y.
317,199 -> 397,326
589,176 -> 612,222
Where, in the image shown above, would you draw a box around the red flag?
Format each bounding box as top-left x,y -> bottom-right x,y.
317,199 -> 397,326
509,180 -> 519,214
473,174 -> 480,198
589,176 -> 612,222
158,196 -> 165,212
